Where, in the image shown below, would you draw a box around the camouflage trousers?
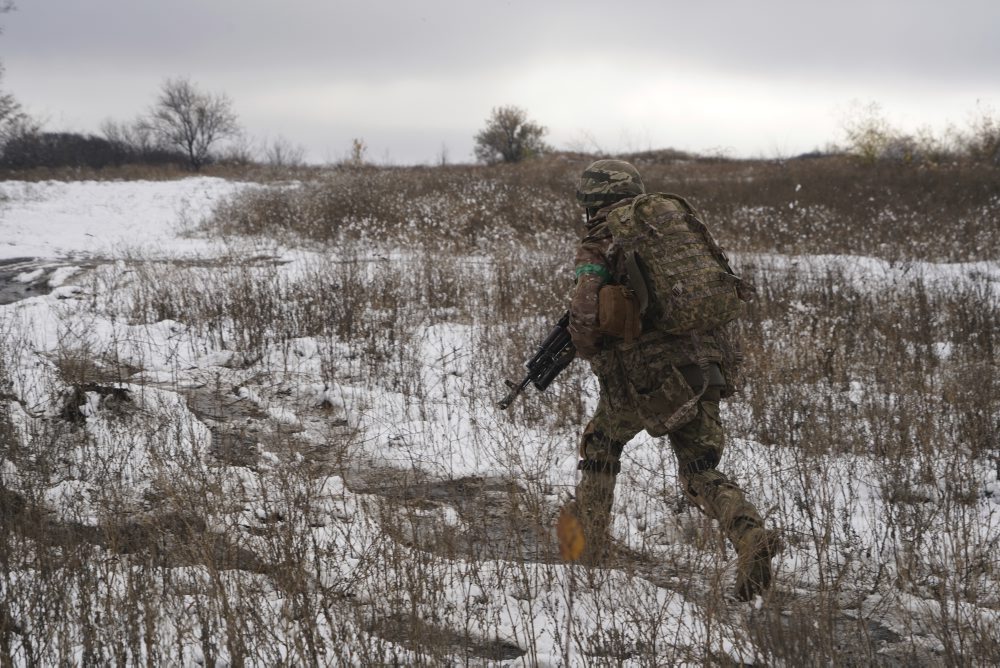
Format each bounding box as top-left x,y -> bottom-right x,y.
575,390 -> 764,558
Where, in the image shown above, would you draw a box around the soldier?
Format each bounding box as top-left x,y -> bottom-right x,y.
567,159 -> 781,601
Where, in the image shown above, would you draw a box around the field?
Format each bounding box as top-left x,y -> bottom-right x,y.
1,156 -> 998,666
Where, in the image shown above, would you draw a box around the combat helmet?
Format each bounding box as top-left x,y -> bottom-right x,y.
576,159 -> 645,209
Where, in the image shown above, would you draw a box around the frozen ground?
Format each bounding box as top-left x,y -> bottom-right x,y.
0,178 -> 998,665
0,177 -> 253,260
0,177 -> 271,305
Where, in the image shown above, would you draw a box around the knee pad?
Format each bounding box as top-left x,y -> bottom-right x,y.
683,467 -> 728,498
683,455 -> 720,477
579,425 -> 625,461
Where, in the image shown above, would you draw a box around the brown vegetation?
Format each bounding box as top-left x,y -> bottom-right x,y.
208,154 -> 1000,262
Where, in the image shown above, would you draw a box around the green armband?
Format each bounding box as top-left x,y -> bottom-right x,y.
574,263 -> 611,283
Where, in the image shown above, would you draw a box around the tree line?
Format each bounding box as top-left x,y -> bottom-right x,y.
0,77 -> 254,171
0,62 -> 995,170
0,1 -> 547,171
0,71 -> 553,171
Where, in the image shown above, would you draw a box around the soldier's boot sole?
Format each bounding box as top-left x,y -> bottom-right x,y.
734,528 -> 784,602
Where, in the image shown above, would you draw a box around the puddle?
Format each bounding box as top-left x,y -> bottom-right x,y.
0,257 -> 56,304
0,256 -> 103,305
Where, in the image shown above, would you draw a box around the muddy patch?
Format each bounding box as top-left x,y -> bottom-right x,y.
0,257 -> 96,305
0,254 -> 289,306
0,487 -> 272,574
53,351 -> 351,471
368,612 -> 525,663
744,592 -> 938,668
348,468 -> 560,564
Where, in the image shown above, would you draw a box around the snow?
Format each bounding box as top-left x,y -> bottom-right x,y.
738,251 -> 1000,300
0,177 -> 253,259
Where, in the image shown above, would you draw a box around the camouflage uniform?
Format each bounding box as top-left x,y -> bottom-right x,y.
568,161 -> 779,600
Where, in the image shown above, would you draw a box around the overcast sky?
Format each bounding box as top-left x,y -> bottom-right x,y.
4,0 -> 999,164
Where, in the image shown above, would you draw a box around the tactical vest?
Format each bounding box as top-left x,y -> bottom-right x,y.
605,193 -> 750,335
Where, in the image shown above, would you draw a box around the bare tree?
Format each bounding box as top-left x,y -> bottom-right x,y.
840,100 -> 893,164
264,135 -> 306,168
0,81 -> 32,145
148,77 -> 240,171
474,106 -> 548,164
0,2 -> 35,147
216,130 -> 256,165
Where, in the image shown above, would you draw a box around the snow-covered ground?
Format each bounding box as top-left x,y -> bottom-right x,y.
0,177 -> 253,259
0,178 -> 998,666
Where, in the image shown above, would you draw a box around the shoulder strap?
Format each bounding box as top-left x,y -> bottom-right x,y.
612,196 -> 656,317
625,193 -> 659,233
623,251 -> 650,316
657,192 -> 699,216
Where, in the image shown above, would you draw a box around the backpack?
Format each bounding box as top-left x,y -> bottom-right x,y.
605,193 -> 751,335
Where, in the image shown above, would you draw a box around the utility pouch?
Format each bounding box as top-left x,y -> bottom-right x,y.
597,284 -> 642,343
630,366 -> 700,437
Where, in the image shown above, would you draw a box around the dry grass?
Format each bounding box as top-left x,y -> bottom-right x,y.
206,155 -> 1000,261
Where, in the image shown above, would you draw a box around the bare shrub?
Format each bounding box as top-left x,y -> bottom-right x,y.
207,163 -> 579,253
264,135 -> 306,168
345,138 -> 367,167
841,100 -> 895,163
960,102 -> 1000,166
205,155 -> 1000,263
474,106 -> 549,164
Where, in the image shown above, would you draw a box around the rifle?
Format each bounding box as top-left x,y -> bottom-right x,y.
498,311 -> 576,410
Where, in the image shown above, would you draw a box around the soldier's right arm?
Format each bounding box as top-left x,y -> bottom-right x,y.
569,226 -> 613,360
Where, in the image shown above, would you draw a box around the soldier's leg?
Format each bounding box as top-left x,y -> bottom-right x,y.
672,399 -> 763,540
573,395 -> 642,563
670,396 -> 780,599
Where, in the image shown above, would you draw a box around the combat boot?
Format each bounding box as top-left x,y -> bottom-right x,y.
573,468 -> 618,566
733,527 -> 783,601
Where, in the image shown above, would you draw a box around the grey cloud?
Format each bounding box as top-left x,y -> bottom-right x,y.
8,0 -> 1000,85
3,0 -> 998,163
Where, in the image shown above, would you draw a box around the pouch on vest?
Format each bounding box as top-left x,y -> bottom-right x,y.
597,284 -> 642,343
630,366 -> 700,437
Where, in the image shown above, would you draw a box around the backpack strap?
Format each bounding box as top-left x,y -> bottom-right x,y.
623,251 -> 650,317
658,192 -> 699,216
613,195 -> 658,318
